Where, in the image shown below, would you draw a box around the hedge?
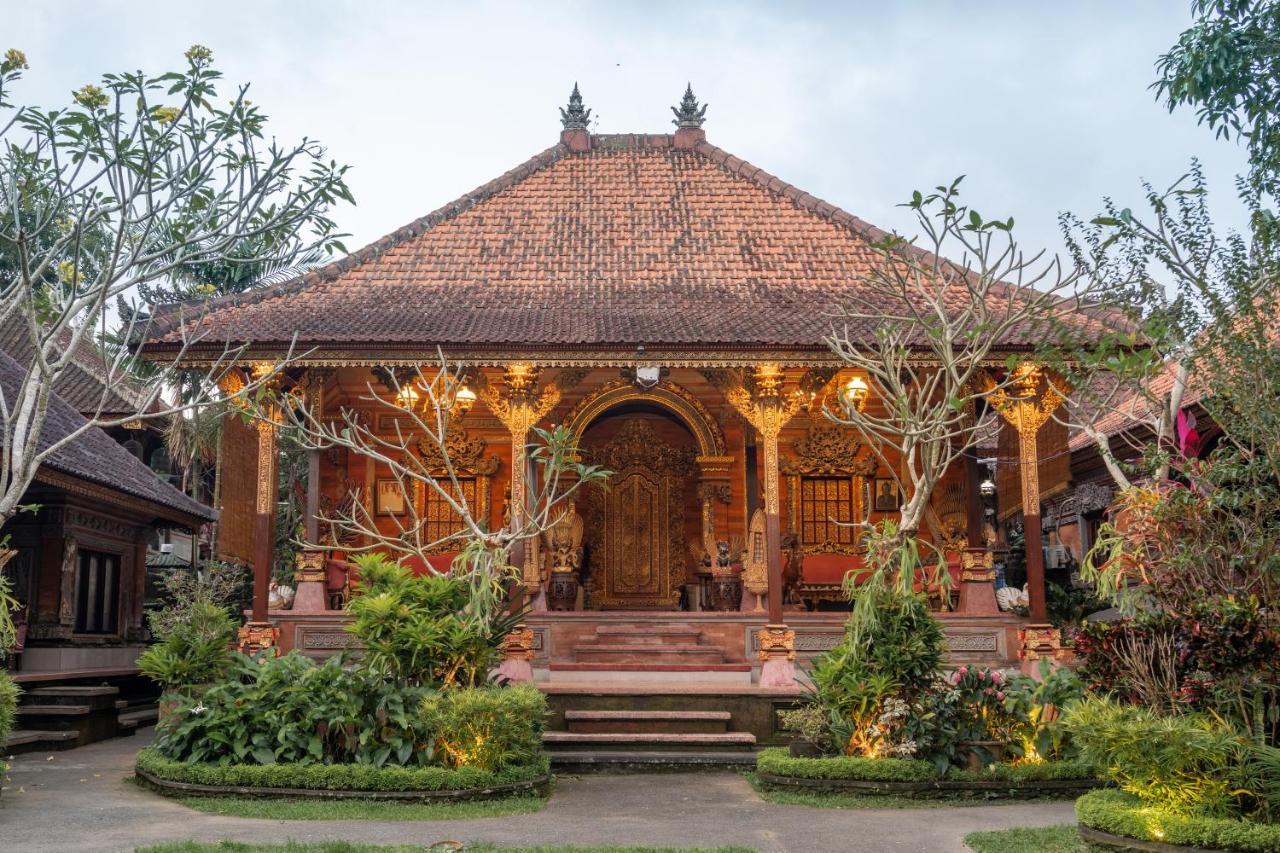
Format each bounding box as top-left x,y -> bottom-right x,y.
755,747 -> 937,782
135,748 -> 549,794
756,747 -> 1094,785
1077,789 -> 1280,853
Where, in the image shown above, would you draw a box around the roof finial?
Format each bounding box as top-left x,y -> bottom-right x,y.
671,83 -> 708,128
560,82 -> 592,130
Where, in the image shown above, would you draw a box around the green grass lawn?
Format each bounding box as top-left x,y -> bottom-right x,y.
962,824 -> 1090,853
136,843 -> 757,853
745,773 -> 1079,810
171,793 -> 546,822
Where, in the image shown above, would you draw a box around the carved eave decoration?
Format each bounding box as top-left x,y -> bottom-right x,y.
781,425 -> 875,477
416,426 -> 500,477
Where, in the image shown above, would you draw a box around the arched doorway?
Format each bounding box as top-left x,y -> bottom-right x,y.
572,389 -> 714,610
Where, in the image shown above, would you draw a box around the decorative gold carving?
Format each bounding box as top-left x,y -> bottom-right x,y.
981,364 -> 1070,518
723,367 -> 804,519
960,548 -> 996,583
543,502 -> 584,574
1020,624 -> 1063,662
502,626 -> 536,662
743,508 -> 769,609
563,379 -> 727,457
255,417 -> 278,515
295,549 -> 327,584
781,426 -> 867,476
582,420 -> 694,609
237,622 -> 279,655
756,624 -> 796,662
416,426 -> 500,476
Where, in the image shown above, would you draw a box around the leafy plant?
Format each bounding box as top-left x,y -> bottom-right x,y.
147,561 -> 250,640
1064,696 -> 1251,817
137,600 -> 236,693
998,660 -> 1085,762
419,684 -> 546,771
949,666 -> 1021,744
345,553 -> 520,689
0,671 -> 18,750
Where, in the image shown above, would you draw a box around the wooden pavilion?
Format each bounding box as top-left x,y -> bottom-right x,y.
142,86 -> 1074,698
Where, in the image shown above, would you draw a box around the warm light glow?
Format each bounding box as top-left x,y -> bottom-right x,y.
843,375 -> 870,411
455,383 -> 477,413
396,384 -> 420,408
980,477 -> 996,497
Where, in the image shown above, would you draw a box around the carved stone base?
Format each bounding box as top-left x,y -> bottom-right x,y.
237,622 -> 279,656
759,615 -> 799,685
708,574 -> 743,612
496,657 -> 534,683
1020,622 -> 1064,676
547,573 -> 578,612
291,580 -> 329,613
295,549 -> 327,584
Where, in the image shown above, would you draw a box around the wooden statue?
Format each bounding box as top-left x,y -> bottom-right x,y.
543,501 -> 584,611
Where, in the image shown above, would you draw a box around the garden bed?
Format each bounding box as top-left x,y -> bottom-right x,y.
135,748 -> 552,802
1075,790 -> 1280,853
754,747 -> 1101,798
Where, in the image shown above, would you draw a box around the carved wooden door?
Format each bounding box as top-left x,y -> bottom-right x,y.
584,420 -> 693,609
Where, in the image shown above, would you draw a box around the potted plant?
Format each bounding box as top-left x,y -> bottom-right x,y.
138,600 -> 236,725
951,665 -> 1014,770
779,705 -> 832,757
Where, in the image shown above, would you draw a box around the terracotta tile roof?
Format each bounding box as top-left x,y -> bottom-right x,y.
148,132 -> 1112,353
0,348 -> 215,524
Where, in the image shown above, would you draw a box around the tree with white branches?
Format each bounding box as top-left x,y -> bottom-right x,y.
0,45 -> 352,527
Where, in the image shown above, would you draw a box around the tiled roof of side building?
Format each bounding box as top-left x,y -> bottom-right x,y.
0,348 -> 215,524
147,130 -> 1120,353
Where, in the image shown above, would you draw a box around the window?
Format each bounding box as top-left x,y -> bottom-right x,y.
798,476 -> 855,547
75,550 -> 120,634
422,478 -> 476,547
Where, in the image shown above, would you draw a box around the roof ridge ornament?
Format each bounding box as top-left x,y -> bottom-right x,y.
671,83 -> 708,128
560,82 -> 592,130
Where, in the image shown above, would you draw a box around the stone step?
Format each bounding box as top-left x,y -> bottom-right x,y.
591,625 -> 704,645
549,750 -> 759,772
22,685 -> 120,712
565,709 -> 731,734
17,703 -> 93,716
4,729 -> 80,755
118,704 -> 159,728
547,663 -> 754,686
574,643 -> 726,665
543,730 -> 757,753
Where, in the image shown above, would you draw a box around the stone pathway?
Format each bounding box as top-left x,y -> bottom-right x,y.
1,732 -> 1075,853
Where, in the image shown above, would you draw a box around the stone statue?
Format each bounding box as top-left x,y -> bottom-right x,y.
544,502 -> 584,574
715,540 -> 732,573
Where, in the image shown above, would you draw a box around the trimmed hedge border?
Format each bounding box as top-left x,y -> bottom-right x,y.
135,748 -> 551,802
1076,789 -> 1280,853
755,747 -> 1101,797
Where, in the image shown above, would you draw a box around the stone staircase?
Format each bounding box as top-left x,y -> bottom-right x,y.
6,685 -> 152,755
544,708 -> 758,771
548,624 -> 753,685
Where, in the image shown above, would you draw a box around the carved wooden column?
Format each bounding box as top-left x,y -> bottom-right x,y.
293,368 -> 334,613
727,364 -> 802,686
240,363 -> 281,654
481,362 -> 560,680
983,364 -> 1068,667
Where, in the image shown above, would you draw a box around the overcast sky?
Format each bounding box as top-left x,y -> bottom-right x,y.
5,1 -> 1251,264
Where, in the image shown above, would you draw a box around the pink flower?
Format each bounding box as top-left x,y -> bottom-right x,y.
991,671 -> 1003,685
984,687 -> 994,696
996,691 -> 1005,701
958,666 -> 968,676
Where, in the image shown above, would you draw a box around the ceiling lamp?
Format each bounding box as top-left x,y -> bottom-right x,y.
455,383 -> 477,414
843,375 -> 870,412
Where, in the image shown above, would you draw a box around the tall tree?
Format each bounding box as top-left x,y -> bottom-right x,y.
0,45 -> 352,526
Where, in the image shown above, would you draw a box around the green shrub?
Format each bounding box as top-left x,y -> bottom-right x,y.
1064,696 -> 1250,817
755,746 -> 937,782
137,600 -> 236,693
135,747 -> 548,793
1077,789 -> 1280,853
419,683 -> 546,771
346,553 -> 513,688
998,660 -> 1085,762
155,652 -> 432,767
0,671 -> 19,747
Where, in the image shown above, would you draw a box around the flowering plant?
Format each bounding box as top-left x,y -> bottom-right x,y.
950,666 -> 1020,742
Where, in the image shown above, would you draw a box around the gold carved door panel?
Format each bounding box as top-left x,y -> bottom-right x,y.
584,420 -> 693,609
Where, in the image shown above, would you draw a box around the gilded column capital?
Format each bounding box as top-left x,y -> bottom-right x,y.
756,624 -> 796,662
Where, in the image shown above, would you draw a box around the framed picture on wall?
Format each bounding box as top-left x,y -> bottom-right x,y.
375,478 -> 407,515
872,478 -> 901,513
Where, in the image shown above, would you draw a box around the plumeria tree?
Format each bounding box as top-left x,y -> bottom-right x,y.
266,351 -> 606,624
825,179 -> 1108,540
0,45 -> 352,527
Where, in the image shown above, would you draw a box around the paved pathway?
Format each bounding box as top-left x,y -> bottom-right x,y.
1,732 -> 1074,853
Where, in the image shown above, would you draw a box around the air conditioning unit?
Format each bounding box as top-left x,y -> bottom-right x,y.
159,543 -> 174,554
1044,545 -> 1067,569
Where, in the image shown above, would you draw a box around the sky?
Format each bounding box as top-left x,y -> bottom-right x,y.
3,1 -> 1252,264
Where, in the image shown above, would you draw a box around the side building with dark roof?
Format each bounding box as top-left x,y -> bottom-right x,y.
0,347 -> 215,679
